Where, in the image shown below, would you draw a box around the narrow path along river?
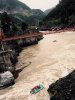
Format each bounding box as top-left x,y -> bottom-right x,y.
0,31 -> 75,100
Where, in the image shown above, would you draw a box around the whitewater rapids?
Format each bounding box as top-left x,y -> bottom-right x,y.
0,31 -> 75,100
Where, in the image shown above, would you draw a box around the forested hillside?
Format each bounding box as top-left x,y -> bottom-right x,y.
41,0 -> 75,28
0,0 -> 45,25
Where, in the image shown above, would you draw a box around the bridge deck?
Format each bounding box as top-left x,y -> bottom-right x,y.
1,32 -> 43,42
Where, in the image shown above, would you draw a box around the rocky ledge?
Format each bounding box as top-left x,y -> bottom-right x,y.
0,35 -> 43,89
0,71 -> 14,89
48,70 -> 75,100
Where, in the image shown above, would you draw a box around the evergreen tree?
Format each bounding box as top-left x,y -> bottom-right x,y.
1,12 -> 11,35
12,23 -> 18,32
43,0 -> 75,27
21,22 -> 28,31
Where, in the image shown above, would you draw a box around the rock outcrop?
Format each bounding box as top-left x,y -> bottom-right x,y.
0,71 -> 14,89
48,70 -> 75,100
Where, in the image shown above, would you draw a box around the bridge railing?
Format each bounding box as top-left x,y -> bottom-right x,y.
1,32 -> 43,42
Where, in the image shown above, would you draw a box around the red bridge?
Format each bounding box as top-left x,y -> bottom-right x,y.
0,32 -> 43,42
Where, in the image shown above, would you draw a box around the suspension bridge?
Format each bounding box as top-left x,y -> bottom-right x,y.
0,31 -> 43,42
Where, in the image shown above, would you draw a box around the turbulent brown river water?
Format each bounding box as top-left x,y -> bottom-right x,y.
0,31 -> 75,100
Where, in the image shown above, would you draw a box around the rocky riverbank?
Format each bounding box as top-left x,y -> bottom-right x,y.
0,35 -> 43,89
48,70 -> 75,100
1,31 -> 75,100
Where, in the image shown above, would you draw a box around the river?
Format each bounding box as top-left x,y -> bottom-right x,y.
0,31 -> 75,100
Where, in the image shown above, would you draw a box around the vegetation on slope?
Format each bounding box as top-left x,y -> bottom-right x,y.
0,0 -> 45,25
41,0 -> 75,28
0,0 -> 30,10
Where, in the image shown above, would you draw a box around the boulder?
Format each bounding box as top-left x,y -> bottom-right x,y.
0,71 -> 15,89
48,70 -> 75,100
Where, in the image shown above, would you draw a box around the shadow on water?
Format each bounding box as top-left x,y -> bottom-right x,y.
13,62 -> 31,79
